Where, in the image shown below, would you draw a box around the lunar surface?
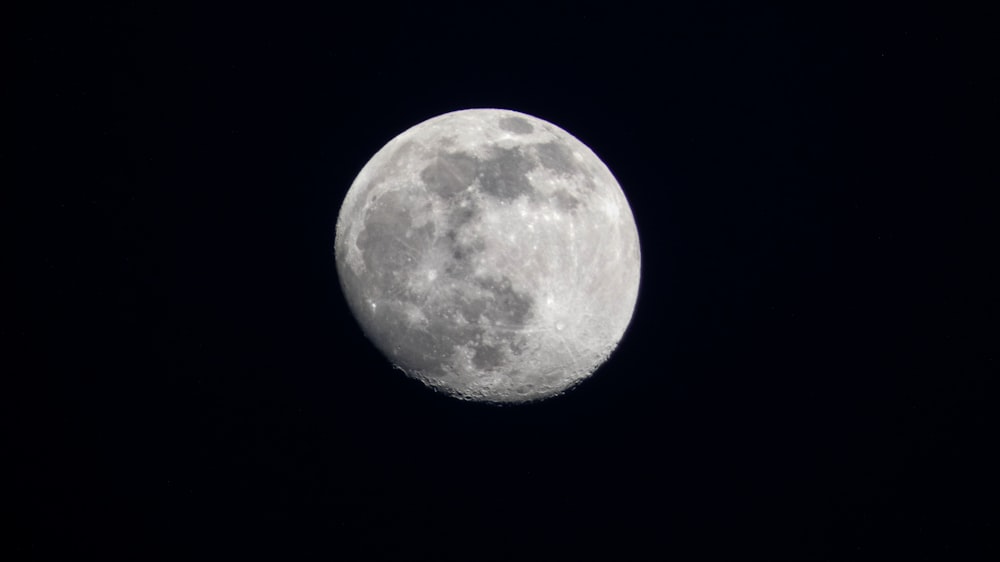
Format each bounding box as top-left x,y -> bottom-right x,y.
335,109 -> 640,403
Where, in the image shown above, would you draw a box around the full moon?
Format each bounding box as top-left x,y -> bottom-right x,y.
335,109 -> 640,403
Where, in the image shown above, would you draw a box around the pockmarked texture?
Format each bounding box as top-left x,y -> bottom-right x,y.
335,109 -> 641,403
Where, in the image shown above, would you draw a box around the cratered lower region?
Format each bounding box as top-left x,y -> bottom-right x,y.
335,109 -> 640,403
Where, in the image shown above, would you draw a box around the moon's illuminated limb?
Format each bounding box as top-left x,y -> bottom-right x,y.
335,109 -> 640,403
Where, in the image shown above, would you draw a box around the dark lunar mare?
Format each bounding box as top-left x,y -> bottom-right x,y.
420,152 -> 478,198
498,116 -> 534,134
348,152 -> 538,381
534,141 -> 577,175
477,147 -> 536,201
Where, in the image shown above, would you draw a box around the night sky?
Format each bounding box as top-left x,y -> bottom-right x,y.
10,1 -> 996,560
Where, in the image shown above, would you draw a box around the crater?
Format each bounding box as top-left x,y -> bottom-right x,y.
498,116 -> 534,135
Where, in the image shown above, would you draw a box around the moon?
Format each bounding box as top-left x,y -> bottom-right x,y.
335,109 -> 640,403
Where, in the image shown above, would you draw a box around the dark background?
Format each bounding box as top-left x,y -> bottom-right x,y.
9,1 -> 997,560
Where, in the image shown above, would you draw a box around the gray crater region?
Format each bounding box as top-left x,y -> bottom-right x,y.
335,109 -> 641,403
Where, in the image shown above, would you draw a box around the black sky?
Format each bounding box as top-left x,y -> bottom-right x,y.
9,1 -> 997,560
